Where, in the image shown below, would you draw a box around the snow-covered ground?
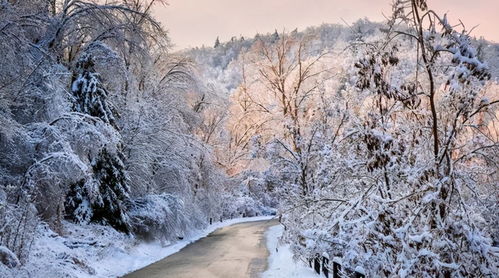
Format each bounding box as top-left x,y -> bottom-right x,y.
0,216 -> 274,278
262,224 -> 319,278
91,215 -> 274,277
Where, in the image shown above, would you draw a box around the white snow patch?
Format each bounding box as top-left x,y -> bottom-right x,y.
262,225 -> 319,278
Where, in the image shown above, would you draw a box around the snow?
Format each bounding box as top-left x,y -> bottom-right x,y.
262,224 -> 319,278
1,1 -> 498,277
0,216 -> 275,278
354,265 -> 366,274
87,215 -> 275,277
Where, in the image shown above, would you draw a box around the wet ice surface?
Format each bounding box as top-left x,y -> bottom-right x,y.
124,219 -> 277,278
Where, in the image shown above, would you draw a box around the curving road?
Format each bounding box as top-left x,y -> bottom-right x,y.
123,219 -> 278,278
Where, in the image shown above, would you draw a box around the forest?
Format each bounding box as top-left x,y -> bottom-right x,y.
0,0 -> 497,277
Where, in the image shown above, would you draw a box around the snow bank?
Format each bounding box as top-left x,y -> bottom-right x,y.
262,224 -> 319,278
0,216 -> 275,278
87,215 -> 275,277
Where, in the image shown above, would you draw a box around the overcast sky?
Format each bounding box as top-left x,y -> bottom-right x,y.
153,0 -> 499,50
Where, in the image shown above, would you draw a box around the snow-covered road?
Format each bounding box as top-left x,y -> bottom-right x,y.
123,219 -> 278,278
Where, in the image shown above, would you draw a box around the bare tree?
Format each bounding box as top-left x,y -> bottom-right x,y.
249,32 -> 330,195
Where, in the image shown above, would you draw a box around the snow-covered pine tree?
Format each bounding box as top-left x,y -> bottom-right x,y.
90,148 -> 131,233
64,49 -> 132,233
64,148 -> 131,233
64,179 -> 93,224
71,52 -> 117,128
214,36 -> 221,48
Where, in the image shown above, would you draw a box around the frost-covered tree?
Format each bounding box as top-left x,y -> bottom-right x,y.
246,32 -> 330,196
278,1 -> 499,277
71,51 -> 118,127
64,179 -> 92,224
89,148 -> 131,232
65,148 -> 131,233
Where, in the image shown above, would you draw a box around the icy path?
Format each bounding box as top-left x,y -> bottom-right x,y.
81,216 -> 274,277
123,218 -> 277,278
262,224 -> 319,278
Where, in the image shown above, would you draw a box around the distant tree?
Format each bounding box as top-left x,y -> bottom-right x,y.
243,33 -> 329,195
214,36 -> 221,48
271,29 -> 279,42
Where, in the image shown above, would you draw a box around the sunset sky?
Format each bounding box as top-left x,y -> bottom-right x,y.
153,0 -> 499,50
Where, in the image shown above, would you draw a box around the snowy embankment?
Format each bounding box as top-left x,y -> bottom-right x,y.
262,225 -> 319,278
91,215 -> 274,277
0,216 -> 274,278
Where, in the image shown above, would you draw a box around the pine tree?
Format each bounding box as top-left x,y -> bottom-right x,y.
65,179 -> 93,224
214,36 -> 221,48
91,148 -> 131,233
66,50 -> 131,233
271,29 -> 279,43
64,149 -> 131,233
71,53 -> 117,128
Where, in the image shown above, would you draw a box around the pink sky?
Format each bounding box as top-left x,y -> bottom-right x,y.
153,0 -> 499,50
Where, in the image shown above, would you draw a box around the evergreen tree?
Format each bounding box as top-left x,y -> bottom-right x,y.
65,149 -> 131,233
271,29 -> 279,42
66,49 -> 131,233
90,148 -> 131,233
214,36 -> 221,48
65,179 -> 93,224
71,52 -> 117,128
